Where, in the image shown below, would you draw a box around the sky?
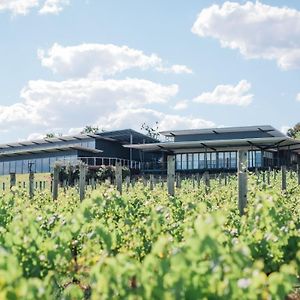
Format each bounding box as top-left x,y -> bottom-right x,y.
0,0 -> 300,143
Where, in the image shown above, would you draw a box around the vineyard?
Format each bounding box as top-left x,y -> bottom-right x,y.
0,172 -> 299,299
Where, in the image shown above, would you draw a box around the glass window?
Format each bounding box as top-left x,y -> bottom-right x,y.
9,161 -> 16,173
176,154 -> 182,170
193,153 -> 199,169
199,153 -> 205,169
36,159 -> 42,173
211,153 -> 217,169
0,162 -> 3,175
42,158 -> 50,173
3,162 -> 9,175
50,157 -> 56,171
23,160 -> 29,174
188,154 -> 193,170
181,154 -> 187,170
16,160 -> 22,174
230,152 -> 237,169
255,151 -> 262,167
207,153 -> 211,169
224,152 -> 230,169
218,152 -> 225,169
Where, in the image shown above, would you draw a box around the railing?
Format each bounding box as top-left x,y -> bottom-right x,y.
79,157 -> 141,169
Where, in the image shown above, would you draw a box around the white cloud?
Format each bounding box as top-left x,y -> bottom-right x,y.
0,0 -> 39,15
38,43 -> 192,78
192,1 -> 300,70
173,100 -> 189,110
296,93 -> 300,101
156,64 -> 193,74
0,78 -> 178,130
39,0 -> 70,15
193,80 -> 253,106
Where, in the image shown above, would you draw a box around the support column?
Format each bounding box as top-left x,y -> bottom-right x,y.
52,164 -> 60,200
167,155 -> 175,196
238,150 -> 248,216
79,163 -> 87,201
115,162 -> 122,194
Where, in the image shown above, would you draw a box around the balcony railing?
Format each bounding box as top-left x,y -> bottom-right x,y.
79,157 -> 141,169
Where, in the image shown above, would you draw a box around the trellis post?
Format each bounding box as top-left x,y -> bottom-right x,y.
29,172 -> 34,199
52,164 -> 60,200
281,165 -> 287,191
79,163 -> 87,201
115,162 -> 122,194
167,155 -> 175,196
238,150 -> 248,216
176,173 -> 181,188
150,174 -> 154,190
10,173 -> 16,190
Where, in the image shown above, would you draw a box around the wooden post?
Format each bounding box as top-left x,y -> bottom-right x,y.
267,167 -> 271,186
238,150 -> 248,216
224,173 -> 228,186
10,173 -> 16,190
79,163 -> 86,201
160,176 -> 164,188
125,176 -> 130,190
192,174 -> 195,189
176,173 -> 181,188
204,172 -> 210,194
281,165 -> 287,191
115,162 -> 122,194
29,172 -> 34,199
167,155 -> 175,196
52,164 -> 60,200
197,173 -> 200,188
150,174 -> 154,190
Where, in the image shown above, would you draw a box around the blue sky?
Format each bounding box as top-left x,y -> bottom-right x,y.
0,0 -> 300,142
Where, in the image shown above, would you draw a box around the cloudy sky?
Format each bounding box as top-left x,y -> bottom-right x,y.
0,0 -> 300,142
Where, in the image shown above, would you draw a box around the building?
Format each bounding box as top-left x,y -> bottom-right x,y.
125,125 -> 300,173
0,129 -> 159,175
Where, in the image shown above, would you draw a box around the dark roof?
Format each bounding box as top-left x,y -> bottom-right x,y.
0,145 -> 102,158
97,129 -> 159,144
160,125 -> 285,138
124,136 -> 300,153
0,134 -> 114,151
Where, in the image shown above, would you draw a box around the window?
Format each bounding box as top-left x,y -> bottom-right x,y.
10,161 -> 16,173
211,153 -> 217,169
255,151 -> 262,167
42,158 -> 50,173
36,159 -> 42,173
199,153 -> 205,169
0,162 -> 3,175
188,154 -> 193,170
23,160 -> 29,174
230,152 -> 237,168
193,153 -> 199,169
3,162 -> 9,175
176,154 -> 182,170
224,152 -> 230,168
16,160 -> 22,174
181,154 -> 187,170
218,152 -> 225,169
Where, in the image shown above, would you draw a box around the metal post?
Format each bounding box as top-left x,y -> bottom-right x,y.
79,163 -> 86,201
29,172 -> 34,199
52,164 -> 60,200
167,155 -> 175,196
238,150 -> 248,216
281,165 -> 287,191
116,162 -> 122,194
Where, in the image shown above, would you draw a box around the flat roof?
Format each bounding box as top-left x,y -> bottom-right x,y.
124,137 -> 300,153
98,129 -> 159,144
160,125 -> 285,138
0,133 -> 114,151
0,145 -> 102,158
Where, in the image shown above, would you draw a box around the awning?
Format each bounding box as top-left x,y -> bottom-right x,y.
0,145 -> 103,158
124,137 -> 300,153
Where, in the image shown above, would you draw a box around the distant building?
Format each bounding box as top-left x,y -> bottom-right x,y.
125,125 -> 300,173
0,129 -> 158,175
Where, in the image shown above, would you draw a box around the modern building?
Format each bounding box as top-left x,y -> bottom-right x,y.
0,129 -> 159,175
0,125 -> 299,176
125,125 -> 300,173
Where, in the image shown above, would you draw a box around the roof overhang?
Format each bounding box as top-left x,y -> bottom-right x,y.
124,137 -> 300,154
0,145 -> 103,158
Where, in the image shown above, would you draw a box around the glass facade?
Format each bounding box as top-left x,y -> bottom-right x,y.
0,154 -> 78,175
175,150 -> 268,171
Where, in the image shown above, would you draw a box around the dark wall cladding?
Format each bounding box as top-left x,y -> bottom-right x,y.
174,131 -> 272,142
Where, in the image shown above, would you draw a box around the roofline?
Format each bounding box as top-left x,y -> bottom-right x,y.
160,125 -> 284,137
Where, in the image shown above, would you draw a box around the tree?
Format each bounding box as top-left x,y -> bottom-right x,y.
287,123 -> 300,139
141,121 -> 160,140
45,133 -> 56,138
80,125 -> 99,134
